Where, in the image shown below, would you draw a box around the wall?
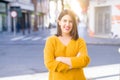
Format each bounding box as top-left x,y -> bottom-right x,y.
89,0 -> 120,38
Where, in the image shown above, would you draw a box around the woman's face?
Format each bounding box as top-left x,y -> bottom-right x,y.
58,15 -> 73,35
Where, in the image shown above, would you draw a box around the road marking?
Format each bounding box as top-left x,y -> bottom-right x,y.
118,48 -> 120,54
21,37 -> 32,40
43,37 -> 48,41
31,37 -> 41,41
11,36 -> 25,41
10,36 -> 42,41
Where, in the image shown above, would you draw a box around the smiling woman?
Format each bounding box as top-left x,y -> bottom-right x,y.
44,9 -> 90,80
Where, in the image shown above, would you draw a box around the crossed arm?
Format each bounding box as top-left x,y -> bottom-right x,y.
56,53 -> 81,69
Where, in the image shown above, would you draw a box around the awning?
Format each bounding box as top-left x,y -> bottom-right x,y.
10,2 -> 34,11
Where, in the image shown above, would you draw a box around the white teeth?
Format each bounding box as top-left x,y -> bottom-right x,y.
65,28 -> 69,30
65,27 -> 70,29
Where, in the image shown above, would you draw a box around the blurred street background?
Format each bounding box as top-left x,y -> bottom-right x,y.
0,0 -> 120,80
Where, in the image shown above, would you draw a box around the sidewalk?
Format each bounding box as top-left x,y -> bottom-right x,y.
0,64 -> 119,80
85,35 -> 120,46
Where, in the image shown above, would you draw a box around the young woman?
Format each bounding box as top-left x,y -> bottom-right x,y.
44,9 -> 90,80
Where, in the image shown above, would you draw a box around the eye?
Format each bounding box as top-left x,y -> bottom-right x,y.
63,19 -> 67,22
69,20 -> 73,23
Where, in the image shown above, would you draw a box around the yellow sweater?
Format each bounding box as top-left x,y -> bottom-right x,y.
44,36 -> 90,80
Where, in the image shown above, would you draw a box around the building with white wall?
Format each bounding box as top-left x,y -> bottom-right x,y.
88,0 -> 120,38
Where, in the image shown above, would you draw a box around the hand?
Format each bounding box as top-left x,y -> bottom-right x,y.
76,52 -> 81,57
56,57 -> 63,62
56,57 -> 72,68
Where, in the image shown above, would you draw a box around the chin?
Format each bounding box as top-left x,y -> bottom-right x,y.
63,31 -> 71,34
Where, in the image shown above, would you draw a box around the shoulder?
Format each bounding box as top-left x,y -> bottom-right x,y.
47,35 -> 57,41
77,37 -> 85,41
46,35 -> 58,44
76,37 -> 87,44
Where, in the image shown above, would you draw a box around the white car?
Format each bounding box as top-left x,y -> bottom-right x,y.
111,23 -> 120,39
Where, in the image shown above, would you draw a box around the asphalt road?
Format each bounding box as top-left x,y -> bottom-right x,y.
0,43 -> 120,77
87,44 -> 120,67
0,44 -> 47,77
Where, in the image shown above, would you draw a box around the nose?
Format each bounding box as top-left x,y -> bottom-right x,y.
66,21 -> 70,26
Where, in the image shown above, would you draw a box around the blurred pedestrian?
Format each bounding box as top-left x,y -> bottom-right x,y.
44,9 -> 90,80
77,19 -> 87,38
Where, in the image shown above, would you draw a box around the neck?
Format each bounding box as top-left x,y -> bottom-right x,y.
62,33 -> 70,37
60,35 -> 71,40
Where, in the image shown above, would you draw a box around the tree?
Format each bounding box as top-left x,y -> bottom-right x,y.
77,0 -> 89,13
32,0 -> 38,31
61,0 -> 64,10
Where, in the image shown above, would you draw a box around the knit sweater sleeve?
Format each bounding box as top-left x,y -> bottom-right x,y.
44,36 -> 69,72
71,38 -> 90,68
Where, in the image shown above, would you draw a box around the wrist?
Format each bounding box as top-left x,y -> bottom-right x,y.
56,57 -> 64,62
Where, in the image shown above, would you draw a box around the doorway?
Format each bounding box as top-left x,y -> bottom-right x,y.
95,6 -> 111,35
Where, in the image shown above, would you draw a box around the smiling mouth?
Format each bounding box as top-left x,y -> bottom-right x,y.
65,28 -> 70,31
65,27 -> 71,30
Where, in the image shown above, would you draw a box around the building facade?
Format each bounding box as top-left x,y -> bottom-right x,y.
10,0 -> 34,34
88,0 -> 120,38
35,0 -> 49,29
0,0 -> 34,34
0,0 -> 49,35
0,1 -> 8,32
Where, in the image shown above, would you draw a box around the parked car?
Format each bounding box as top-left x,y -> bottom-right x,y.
48,21 -> 57,29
